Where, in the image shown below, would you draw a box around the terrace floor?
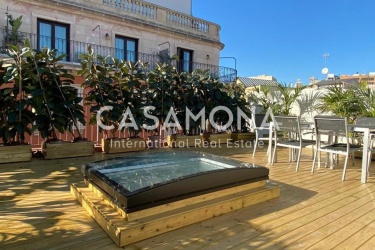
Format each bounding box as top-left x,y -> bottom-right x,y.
1,146 -> 375,249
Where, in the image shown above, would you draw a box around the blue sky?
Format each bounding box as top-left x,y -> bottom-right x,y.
193,0 -> 375,85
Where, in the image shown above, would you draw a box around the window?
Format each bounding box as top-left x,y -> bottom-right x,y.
115,36 -> 138,61
177,48 -> 193,73
37,19 -> 69,61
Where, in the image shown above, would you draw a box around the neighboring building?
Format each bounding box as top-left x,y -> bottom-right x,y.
0,0 -> 235,81
339,73 -> 375,88
237,76 -> 279,88
308,79 -> 360,89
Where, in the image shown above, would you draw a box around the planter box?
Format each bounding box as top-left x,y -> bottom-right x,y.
42,141 -> 94,159
206,133 -> 232,144
167,135 -> 203,148
0,144 -> 32,163
102,138 -> 146,154
231,132 -> 255,142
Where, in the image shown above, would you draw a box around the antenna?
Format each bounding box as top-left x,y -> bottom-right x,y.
322,53 -> 330,79
323,52 -> 329,66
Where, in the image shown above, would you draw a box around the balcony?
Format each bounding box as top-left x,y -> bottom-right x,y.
0,28 -> 236,82
46,0 -> 221,42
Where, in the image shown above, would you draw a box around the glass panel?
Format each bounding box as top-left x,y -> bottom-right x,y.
183,51 -> 191,72
126,40 -> 136,62
55,25 -> 67,61
39,22 -> 52,50
115,38 -> 124,60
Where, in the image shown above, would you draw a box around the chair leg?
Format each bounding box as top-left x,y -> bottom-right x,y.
342,154 -> 349,181
368,151 -> 372,176
351,152 -> 355,166
296,148 -> 302,172
318,151 -> 321,169
252,135 -> 258,157
312,148 -> 318,173
272,143 -> 277,165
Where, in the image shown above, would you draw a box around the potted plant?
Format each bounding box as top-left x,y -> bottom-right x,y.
226,81 -> 254,142
27,44 -> 93,159
202,77 -> 233,145
79,48 -> 147,153
147,62 -> 177,148
0,45 -> 34,163
167,69 -> 207,148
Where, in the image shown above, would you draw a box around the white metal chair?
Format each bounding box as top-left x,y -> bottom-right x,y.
271,115 -> 315,171
252,113 -> 273,157
312,116 -> 362,181
356,117 -> 375,175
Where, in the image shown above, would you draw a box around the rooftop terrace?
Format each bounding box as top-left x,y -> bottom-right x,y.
1,146 -> 375,249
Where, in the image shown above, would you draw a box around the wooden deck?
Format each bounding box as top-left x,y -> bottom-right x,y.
1,146 -> 375,249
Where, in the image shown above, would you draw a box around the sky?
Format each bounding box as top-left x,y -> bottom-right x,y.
193,0 -> 375,85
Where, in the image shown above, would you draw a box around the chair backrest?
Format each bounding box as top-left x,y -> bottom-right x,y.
252,113 -> 268,128
314,116 -> 347,137
356,117 -> 375,126
272,115 -> 300,135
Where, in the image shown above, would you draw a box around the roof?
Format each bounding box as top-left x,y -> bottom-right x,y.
309,79 -> 359,88
237,77 -> 279,87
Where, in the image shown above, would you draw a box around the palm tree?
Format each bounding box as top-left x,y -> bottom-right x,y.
317,85 -> 362,123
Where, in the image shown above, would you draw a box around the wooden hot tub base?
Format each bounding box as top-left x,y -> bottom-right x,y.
70,179 -> 280,247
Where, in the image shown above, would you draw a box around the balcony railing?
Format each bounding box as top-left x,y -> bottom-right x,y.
0,28 -> 236,82
101,0 -> 214,36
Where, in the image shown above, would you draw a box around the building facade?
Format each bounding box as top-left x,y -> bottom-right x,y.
339,73 -> 375,88
0,0 -> 235,81
0,0 -> 235,147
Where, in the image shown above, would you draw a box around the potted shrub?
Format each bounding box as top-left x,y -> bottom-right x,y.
79,48 -> 147,153
167,69 -> 208,148
23,42 -> 93,159
202,77 -> 233,145
227,81 -> 254,142
0,46 -> 34,163
147,62 -> 177,148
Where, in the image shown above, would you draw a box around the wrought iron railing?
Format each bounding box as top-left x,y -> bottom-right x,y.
0,28 -> 236,82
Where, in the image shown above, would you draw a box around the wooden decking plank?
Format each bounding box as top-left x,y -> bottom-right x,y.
307,207 -> 375,249
230,187 -> 375,249
251,194 -> 375,249
1,147 -> 375,249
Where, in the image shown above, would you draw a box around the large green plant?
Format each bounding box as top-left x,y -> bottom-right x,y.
1,39 -> 85,142
248,83 -> 305,115
79,47 -> 123,139
317,85 -> 362,123
352,86 -> 375,118
0,49 -> 34,145
117,60 -> 148,138
2,15 -> 24,52
147,62 -> 177,134
226,81 -> 251,132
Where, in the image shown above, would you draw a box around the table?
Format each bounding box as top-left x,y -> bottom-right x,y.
349,125 -> 375,183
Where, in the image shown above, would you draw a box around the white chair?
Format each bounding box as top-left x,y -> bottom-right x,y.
356,117 -> 375,175
252,113 -> 273,157
312,116 -> 362,181
271,115 -> 315,171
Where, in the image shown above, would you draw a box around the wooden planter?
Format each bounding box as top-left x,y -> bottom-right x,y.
0,144 -> 32,163
102,138 -> 146,154
206,133 -> 232,144
42,141 -> 94,159
167,135 -> 203,148
231,132 -> 255,142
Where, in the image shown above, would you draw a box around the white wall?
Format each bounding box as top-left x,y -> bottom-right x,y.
144,0 -> 192,15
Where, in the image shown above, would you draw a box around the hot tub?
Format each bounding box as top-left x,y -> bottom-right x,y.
82,151 -> 269,212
